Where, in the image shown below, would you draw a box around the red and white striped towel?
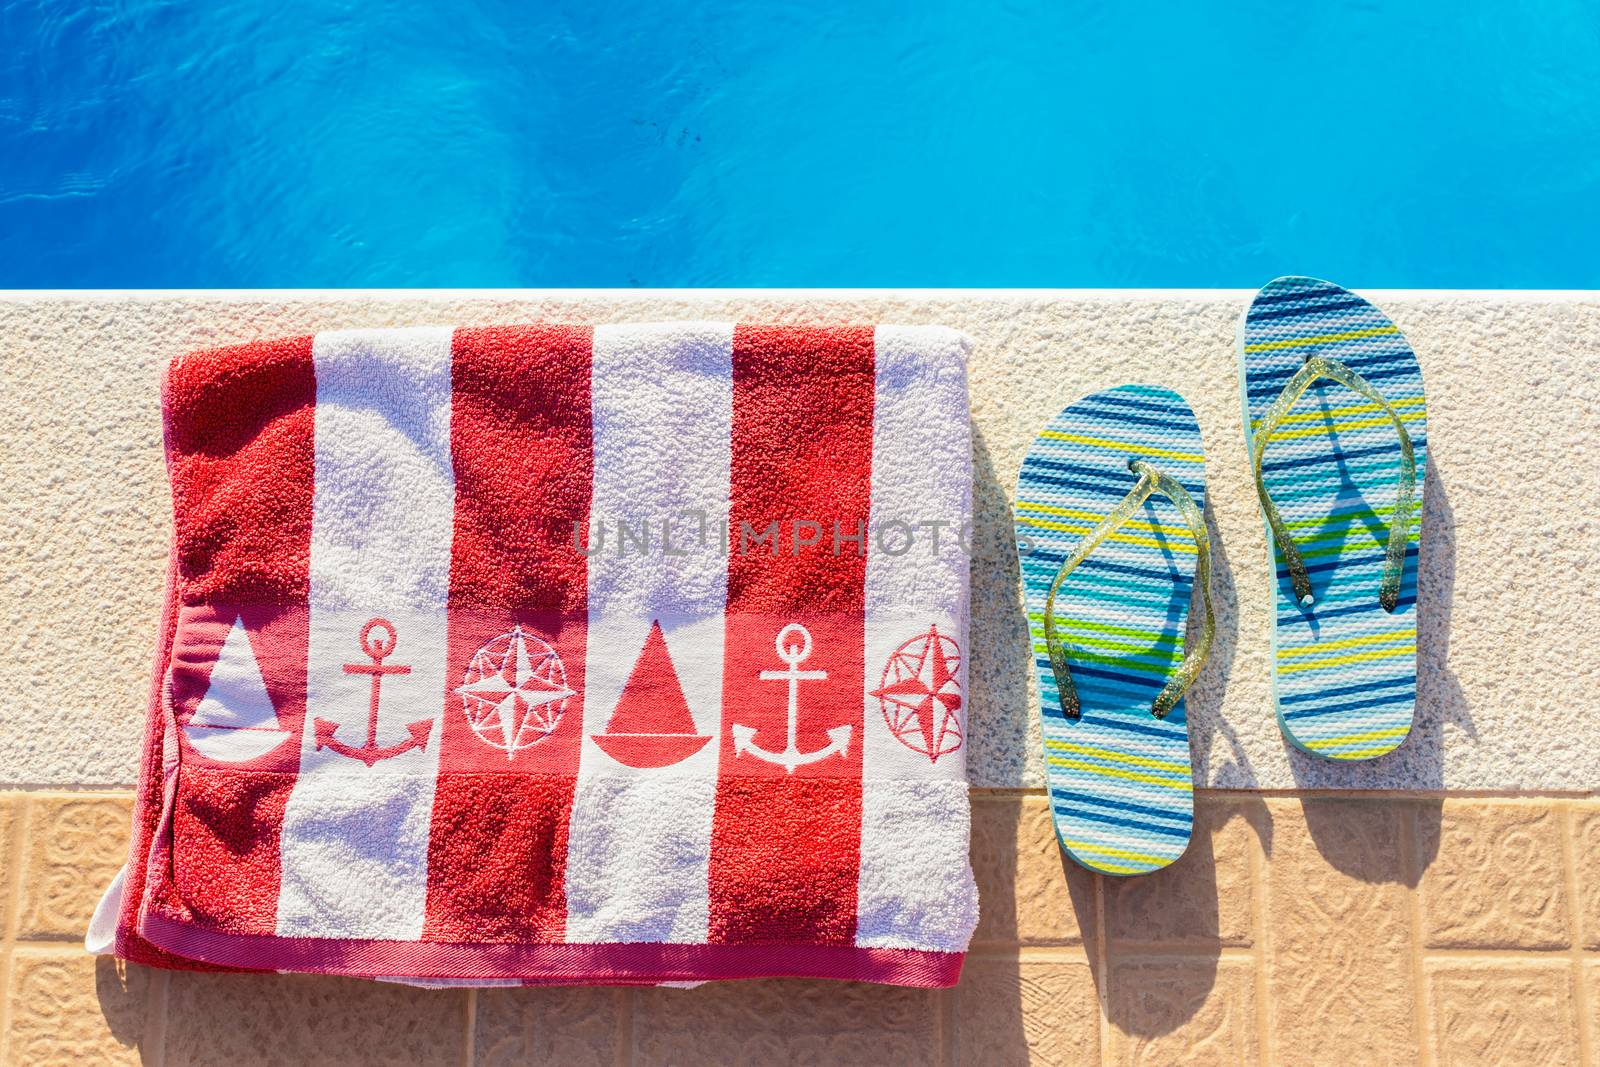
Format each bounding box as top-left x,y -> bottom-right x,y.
94,323 -> 978,987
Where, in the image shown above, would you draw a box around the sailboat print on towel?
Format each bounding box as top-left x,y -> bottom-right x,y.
591,620 -> 713,769
182,615 -> 292,763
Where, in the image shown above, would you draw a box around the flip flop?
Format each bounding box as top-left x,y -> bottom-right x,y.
1014,386 -> 1214,877
1238,277 -> 1427,761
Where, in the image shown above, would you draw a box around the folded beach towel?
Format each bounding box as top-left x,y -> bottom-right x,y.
95,323 -> 978,988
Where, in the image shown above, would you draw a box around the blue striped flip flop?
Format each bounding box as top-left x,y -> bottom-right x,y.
1238,277 -> 1427,762
1014,386 -> 1214,876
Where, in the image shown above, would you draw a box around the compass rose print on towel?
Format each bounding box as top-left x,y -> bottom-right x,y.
591,620 -> 713,768
732,622 -> 852,773
455,625 -> 575,759
872,625 -> 964,763
315,617 -> 434,766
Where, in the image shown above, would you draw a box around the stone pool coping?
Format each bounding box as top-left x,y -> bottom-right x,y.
1,290 -> 1595,790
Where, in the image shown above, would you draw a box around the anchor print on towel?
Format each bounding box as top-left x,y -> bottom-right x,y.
872,625 -> 964,763
732,623 -> 851,773
455,625 -> 575,759
315,617 -> 434,766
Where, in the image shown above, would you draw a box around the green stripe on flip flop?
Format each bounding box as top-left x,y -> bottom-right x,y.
1014,384 -> 1205,876
1239,277 -> 1427,761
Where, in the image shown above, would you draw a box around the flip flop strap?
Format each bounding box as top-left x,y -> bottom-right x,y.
1251,354 -> 1418,612
1042,460 -> 1215,721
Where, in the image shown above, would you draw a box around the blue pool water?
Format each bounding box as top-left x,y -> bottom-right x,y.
3,2 -> 1598,288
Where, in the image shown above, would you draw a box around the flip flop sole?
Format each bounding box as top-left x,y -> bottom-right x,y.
1238,277 -> 1428,761
1015,385 -> 1205,876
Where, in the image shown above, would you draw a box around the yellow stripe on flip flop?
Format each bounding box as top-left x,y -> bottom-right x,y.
1263,408 -> 1425,442
1326,741 -> 1410,760
1015,499 -> 1193,540
1276,643 -> 1416,675
1043,738 -> 1192,775
1302,725 -> 1411,752
1272,393 -> 1426,425
1060,837 -> 1175,869
1277,628 -> 1416,659
1071,855 -> 1145,876
1243,324 -> 1400,352
1017,514 -> 1199,555
1046,755 -> 1194,791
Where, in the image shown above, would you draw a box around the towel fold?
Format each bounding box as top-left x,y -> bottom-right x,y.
97,323 -> 978,987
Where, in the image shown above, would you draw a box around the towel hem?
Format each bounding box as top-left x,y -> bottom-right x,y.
137,911 -> 965,988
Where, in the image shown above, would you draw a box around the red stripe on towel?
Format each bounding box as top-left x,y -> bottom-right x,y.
157,336 -> 317,937
708,325 -> 876,945
424,325 -> 594,943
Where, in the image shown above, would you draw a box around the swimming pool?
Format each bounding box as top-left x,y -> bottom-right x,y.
3,2 -> 1597,288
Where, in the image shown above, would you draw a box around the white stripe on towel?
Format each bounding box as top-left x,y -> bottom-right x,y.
564,322 -> 733,945
276,327 -> 457,941
856,325 -> 979,952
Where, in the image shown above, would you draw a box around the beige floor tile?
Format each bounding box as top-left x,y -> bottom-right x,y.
953,955 -> 1098,1067
1427,960 -> 1577,1066
1585,961 -> 1600,1056
632,977 -> 938,1066
0,794 -> 20,933
1265,798 -> 1417,1066
4,788 -> 1596,1067
1416,800 -> 1570,949
473,984 -> 624,1066
16,794 -> 132,941
2,948 -> 150,1066
1104,796 -> 1265,948
164,971 -> 466,1067
1571,802 -> 1600,950
1106,957 -> 1257,1066
970,793 -> 1095,947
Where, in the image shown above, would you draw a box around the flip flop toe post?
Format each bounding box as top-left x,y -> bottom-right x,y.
1015,386 -> 1212,876
1239,277 -> 1428,761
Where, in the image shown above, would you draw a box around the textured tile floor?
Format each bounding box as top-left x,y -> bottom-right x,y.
1,789 -> 1596,1066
